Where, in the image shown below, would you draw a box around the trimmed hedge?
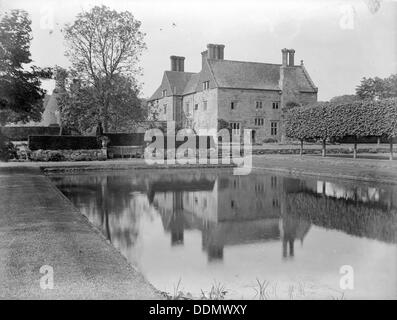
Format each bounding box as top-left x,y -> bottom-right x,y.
105,133 -> 145,146
0,126 -> 60,141
29,136 -> 100,151
285,98 -> 397,141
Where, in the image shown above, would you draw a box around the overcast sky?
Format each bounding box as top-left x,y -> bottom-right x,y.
1,0 -> 396,101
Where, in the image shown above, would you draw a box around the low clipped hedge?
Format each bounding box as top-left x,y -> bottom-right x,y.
105,133 -> 145,146
29,135 -> 100,151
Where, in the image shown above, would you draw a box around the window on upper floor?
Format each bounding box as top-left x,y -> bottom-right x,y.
185,102 -> 190,113
203,101 -> 208,111
256,101 -> 263,109
254,118 -> 264,126
164,104 -> 167,114
272,102 -> 279,110
195,103 -> 199,111
162,89 -> 167,97
231,101 -> 237,110
203,81 -> 210,90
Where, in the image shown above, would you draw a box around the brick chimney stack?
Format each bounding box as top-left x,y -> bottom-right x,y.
201,50 -> 208,69
281,48 -> 289,67
288,49 -> 295,66
282,48 -> 296,67
207,44 -> 225,60
170,56 -> 185,72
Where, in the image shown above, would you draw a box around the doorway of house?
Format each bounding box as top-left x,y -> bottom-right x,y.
251,130 -> 256,144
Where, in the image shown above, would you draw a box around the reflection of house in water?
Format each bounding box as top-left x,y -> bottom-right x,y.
150,173 -> 312,261
53,171 -> 397,268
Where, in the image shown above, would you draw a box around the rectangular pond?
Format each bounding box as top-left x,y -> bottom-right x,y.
49,169 -> 397,299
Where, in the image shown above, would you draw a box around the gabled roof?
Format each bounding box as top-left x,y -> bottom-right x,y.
149,58 -> 317,101
183,73 -> 200,95
149,71 -> 196,101
207,59 -> 281,91
166,71 -> 196,95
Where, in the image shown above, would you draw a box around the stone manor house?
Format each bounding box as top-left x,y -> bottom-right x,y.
148,44 -> 318,143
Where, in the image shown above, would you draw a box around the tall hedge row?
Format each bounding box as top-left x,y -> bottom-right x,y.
285,98 -> 397,141
29,136 -> 100,151
0,126 -> 61,141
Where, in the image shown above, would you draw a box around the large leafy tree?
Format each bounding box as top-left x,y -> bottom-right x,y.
0,10 -> 52,125
57,68 -> 145,134
356,74 -> 397,100
63,5 -> 146,131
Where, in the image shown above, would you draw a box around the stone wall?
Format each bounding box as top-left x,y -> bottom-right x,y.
185,89 -> 218,134
217,88 -> 282,142
30,149 -> 107,162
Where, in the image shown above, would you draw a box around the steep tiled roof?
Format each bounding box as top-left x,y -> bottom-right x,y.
207,59 -> 281,90
166,71 -> 196,95
183,73 -> 200,95
299,64 -> 318,92
149,71 -> 196,101
149,85 -> 164,101
149,58 -> 317,100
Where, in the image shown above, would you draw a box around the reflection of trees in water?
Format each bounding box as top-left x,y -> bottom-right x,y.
285,191 -> 397,243
54,175 -> 142,250
52,171 -> 397,268
280,216 -> 311,259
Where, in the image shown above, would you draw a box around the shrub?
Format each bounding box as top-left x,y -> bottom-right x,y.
263,138 -> 278,143
48,152 -> 66,162
217,119 -> 230,131
0,132 -> 16,161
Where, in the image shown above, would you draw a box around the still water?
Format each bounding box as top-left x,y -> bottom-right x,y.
50,169 -> 397,299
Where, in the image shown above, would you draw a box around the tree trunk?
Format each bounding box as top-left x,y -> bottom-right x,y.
353,139 -> 357,159
390,140 -> 394,161
377,137 -> 381,146
103,101 -> 109,133
322,139 -> 326,157
300,139 -> 304,157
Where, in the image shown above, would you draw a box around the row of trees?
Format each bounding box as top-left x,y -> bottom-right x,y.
285,98 -> 397,158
